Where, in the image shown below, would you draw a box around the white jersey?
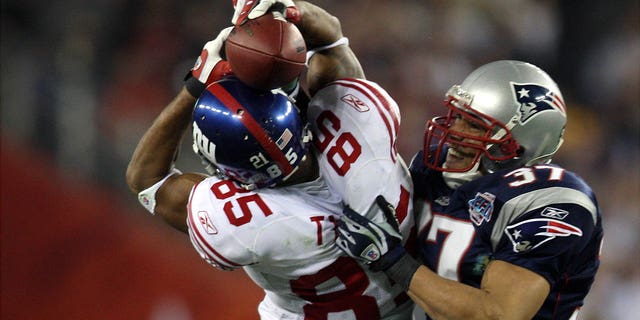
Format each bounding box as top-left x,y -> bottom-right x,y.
187,78 -> 415,319
308,78 -> 414,238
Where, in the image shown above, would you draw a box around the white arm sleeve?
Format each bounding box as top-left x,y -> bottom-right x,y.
306,37 -> 349,64
137,168 -> 182,214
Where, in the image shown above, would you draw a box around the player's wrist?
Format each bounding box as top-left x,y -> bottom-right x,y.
184,57 -> 234,98
383,252 -> 421,291
370,243 -> 405,272
184,74 -> 206,98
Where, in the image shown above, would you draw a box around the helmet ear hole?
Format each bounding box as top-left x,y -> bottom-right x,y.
499,139 -> 520,156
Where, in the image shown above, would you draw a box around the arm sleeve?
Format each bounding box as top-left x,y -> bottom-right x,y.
137,168 -> 182,214
186,179 -> 259,271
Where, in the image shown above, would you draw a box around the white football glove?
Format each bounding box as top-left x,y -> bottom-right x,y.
190,27 -> 234,85
336,196 -> 406,272
338,196 -> 423,290
231,0 -> 299,26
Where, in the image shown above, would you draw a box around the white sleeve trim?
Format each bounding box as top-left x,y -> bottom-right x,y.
137,168 -> 182,215
306,37 -> 349,64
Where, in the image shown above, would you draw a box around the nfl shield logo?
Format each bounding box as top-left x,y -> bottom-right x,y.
362,244 -> 380,261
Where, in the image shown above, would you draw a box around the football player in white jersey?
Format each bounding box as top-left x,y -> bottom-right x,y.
126,1 -> 415,319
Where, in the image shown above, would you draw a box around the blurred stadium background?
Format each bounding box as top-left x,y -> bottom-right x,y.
1,0 -> 638,319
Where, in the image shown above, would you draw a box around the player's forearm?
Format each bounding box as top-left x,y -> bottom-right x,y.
294,1 -> 364,95
295,1 -> 342,49
408,266 -> 504,320
126,87 -> 197,194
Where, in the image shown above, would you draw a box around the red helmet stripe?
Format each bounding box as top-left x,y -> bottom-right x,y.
208,83 -> 294,176
552,94 -> 566,114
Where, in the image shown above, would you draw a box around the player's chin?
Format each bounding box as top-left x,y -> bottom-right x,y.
445,150 -> 475,170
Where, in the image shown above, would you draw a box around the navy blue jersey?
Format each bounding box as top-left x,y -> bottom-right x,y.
410,150 -> 603,320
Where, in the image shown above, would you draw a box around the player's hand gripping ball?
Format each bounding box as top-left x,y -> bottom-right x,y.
225,13 -> 307,91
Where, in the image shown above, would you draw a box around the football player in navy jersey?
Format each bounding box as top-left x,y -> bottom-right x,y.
336,60 -> 603,319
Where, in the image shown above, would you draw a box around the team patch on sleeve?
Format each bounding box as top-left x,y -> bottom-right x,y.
468,192 -> 496,226
504,218 -> 583,253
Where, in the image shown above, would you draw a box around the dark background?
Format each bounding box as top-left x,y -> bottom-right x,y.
2,0 -> 638,319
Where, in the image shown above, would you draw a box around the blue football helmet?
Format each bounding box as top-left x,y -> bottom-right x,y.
192,76 -> 312,189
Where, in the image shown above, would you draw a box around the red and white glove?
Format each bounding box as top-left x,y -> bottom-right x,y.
185,27 -> 234,97
231,0 -> 300,26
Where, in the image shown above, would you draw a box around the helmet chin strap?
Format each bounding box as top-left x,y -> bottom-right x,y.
442,160 -> 482,189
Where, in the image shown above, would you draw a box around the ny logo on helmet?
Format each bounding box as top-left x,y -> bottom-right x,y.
512,83 -> 566,123
192,122 -> 216,161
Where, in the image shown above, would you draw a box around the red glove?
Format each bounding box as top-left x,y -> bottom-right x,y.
231,0 -> 300,26
185,27 -> 234,97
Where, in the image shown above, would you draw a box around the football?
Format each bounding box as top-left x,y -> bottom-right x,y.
225,13 -> 307,91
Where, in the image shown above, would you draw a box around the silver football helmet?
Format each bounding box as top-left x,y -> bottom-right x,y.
423,60 -> 567,173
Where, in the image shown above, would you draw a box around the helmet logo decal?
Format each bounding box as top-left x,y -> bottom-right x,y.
512,83 -> 566,124
276,128 -> 293,149
193,121 -> 217,161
